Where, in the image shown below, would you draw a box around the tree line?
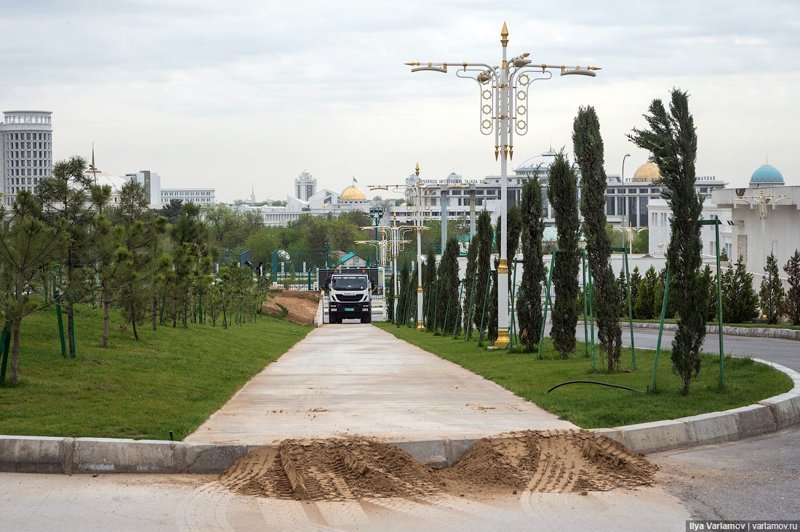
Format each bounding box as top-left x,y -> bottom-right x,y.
394,89 -> 798,395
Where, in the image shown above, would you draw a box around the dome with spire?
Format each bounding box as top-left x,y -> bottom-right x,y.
340,184 -> 366,201
631,162 -> 661,182
749,164 -> 784,187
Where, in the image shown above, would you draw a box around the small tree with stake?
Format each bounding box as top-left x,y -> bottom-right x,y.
547,151 -> 581,358
629,89 -> 707,394
573,106 -> 623,371
759,252 -> 785,324
517,178 -> 545,351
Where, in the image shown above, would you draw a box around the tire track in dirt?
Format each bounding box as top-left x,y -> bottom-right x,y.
220,431 -> 656,502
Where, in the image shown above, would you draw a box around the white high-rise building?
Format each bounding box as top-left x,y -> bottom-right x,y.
295,171 -> 317,202
125,170 -> 162,208
0,110 -> 53,206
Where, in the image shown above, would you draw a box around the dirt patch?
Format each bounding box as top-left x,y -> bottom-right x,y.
441,430 -> 657,494
219,438 -> 441,501
219,431 -> 656,501
262,291 -> 320,325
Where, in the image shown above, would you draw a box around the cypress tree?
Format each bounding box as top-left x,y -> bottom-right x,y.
547,151 -> 581,358
518,178 -> 545,351
462,228 -> 480,339
634,266 -> 658,320
472,211 -> 493,333
759,252 -> 785,324
629,89 -> 707,394
699,265 -> 716,322
573,106 -> 623,370
424,246 -> 437,331
784,250 -> 800,325
629,266 -> 642,315
436,237 -> 461,335
722,257 -> 758,323
395,263 -> 409,325
617,269 -> 628,318
386,273 -> 395,322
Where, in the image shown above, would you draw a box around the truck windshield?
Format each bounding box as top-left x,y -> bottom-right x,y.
331,277 -> 368,290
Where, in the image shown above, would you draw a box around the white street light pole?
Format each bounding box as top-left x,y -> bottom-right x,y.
406,22 -> 599,347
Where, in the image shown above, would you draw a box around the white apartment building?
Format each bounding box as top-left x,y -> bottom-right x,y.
0,110 -> 53,206
161,188 -> 215,206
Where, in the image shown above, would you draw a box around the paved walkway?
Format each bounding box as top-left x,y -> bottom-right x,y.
186,324 -> 574,445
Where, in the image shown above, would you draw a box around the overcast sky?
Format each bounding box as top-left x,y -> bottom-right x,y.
2,0 -> 798,201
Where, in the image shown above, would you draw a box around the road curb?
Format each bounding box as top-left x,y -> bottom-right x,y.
591,359 -> 800,454
610,321 -> 800,341
2,360 -> 798,473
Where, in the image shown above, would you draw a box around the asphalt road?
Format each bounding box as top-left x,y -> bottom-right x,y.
577,322 -> 800,521
576,323 -> 800,369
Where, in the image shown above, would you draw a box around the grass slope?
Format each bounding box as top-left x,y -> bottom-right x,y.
0,306 -> 312,440
377,323 -> 793,428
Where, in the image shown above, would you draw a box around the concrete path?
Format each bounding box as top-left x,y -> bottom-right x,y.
186,324 -> 574,445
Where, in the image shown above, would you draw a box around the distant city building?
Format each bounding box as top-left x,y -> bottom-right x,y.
0,110 -> 53,206
125,170 -> 162,208
295,170 -> 317,202
161,188 -> 215,206
236,172 -> 370,227
648,162 -> 798,281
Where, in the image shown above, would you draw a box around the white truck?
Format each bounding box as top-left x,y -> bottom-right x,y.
327,273 -> 372,324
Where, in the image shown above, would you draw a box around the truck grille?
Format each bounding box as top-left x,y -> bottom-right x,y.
336,295 -> 363,302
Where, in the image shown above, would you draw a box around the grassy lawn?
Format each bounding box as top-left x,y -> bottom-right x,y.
377,323 -> 793,428
0,305 -> 313,440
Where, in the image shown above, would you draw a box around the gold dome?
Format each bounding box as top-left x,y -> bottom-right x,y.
340,185 -> 366,201
632,162 -> 661,182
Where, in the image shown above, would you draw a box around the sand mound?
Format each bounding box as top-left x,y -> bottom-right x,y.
219,438 -> 440,501
443,430 -> 657,493
262,291 -> 320,325
220,431 -> 656,501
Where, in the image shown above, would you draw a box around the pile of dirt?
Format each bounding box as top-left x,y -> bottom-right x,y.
262,291 -> 320,325
219,438 -> 441,501
219,431 -> 657,501
441,430 -> 657,494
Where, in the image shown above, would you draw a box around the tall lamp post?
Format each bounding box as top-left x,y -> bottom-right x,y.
406,22 -> 600,347
370,165 -> 431,328
368,206 -> 384,266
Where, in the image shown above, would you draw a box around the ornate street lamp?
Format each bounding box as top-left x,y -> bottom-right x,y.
406,22 -> 600,347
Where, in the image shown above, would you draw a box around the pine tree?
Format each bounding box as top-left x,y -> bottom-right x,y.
629,89 -> 707,394
395,263 -> 410,325
784,250 -> 800,325
518,178 -> 545,351
547,151 -> 581,358
722,257 -> 758,323
573,106 -> 623,370
617,269 -> 628,318
759,252 -> 785,324
37,156 -> 104,358
0,192 -> 63,385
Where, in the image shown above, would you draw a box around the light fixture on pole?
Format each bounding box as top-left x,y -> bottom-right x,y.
621,153 -> 631,248
406,22 -> 600,347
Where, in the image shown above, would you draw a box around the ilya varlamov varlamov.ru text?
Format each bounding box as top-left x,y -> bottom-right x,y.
687,522 -> 799,531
